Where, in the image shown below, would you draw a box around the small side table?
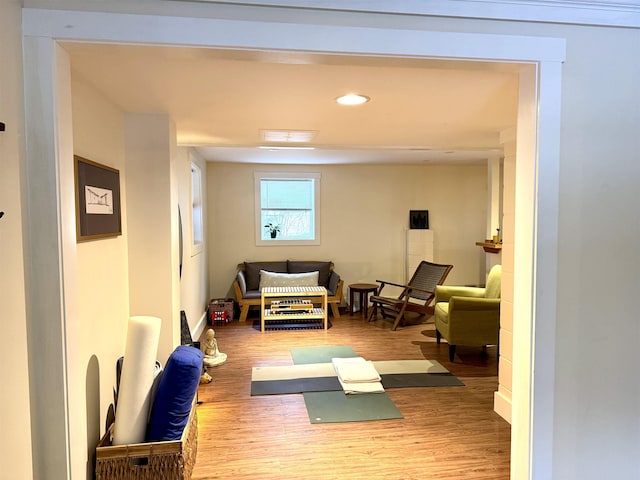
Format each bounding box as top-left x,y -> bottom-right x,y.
349,283 -> 379,317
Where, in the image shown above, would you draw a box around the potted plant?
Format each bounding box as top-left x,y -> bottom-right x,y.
264,222 -> 281,239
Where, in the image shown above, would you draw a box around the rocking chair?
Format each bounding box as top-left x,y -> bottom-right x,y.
367,260 -> 453,331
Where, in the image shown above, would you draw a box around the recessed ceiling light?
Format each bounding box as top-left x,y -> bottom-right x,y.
261,129 -> 316,143
336,94 -> 370,106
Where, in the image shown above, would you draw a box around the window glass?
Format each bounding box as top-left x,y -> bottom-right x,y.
255,172 -> 320,245
191,163 -> 203,254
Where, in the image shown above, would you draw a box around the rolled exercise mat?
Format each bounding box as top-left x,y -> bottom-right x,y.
112,315 -> 161,445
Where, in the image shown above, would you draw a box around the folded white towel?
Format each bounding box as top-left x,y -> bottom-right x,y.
332,357 -> 384,394
338,379 -> 385,395
332,357 -> 381,383
331,357 -> 379,382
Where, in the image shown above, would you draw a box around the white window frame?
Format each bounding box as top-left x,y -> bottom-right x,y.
254,171 -> 321,246
191,162 -> 204,255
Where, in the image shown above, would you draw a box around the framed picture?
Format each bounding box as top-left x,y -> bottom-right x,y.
409,210 -> 429,229
74,155 -> 122,241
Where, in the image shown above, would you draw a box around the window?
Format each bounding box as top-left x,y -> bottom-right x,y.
255,172 -> 320,246
191,162 -> 203,254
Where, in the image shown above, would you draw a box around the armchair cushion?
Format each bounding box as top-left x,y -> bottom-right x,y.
435,297 -> 500,345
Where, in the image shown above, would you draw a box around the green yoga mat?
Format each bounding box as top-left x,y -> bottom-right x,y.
303,391 -> 403,424
290,345 -> 357,364
291,346 -> 403,423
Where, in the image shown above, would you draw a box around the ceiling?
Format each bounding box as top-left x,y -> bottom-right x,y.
63,43 -> 521,165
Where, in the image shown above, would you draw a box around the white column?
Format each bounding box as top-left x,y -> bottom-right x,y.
405,229 -> 434,282
485,155 -> 504,273
125,114 -> 181,364
494,127 -> 516,424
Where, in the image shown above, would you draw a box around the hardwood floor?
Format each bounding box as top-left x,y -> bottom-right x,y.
192,312 -> 510,479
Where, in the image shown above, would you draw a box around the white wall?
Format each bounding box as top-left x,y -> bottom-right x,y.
178,148 -> 209,340
67,92 -> 205,478
14,2 -> 640,479
448,20 -> 640,478
455,19 -> 640,478
547,26 -> 640,479
70,71 -> 131,479
0,2 -> 33,478
207,162 -> 488,301
14,59 -> 203,479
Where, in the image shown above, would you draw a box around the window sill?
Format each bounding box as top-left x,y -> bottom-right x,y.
256,238 -> 320,247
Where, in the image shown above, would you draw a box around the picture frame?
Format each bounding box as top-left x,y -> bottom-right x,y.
409,210 -> 429,229
74,155 -> 122,241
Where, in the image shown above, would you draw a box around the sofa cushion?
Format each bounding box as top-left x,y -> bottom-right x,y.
242,290 -> 262,299
288,261 -> 331,287
259,270 -> 319,290
327,271 -> 341,296
244,261 -> 287,291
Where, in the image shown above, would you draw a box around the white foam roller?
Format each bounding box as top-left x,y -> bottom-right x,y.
113,316 -> 161,445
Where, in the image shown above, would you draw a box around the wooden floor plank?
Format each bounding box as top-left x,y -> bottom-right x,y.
192,313 -> 510,479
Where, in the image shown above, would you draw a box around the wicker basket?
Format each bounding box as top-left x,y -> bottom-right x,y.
96,401 -> 198,480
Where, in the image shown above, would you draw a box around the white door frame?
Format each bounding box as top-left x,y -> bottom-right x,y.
22,8 -> 565,479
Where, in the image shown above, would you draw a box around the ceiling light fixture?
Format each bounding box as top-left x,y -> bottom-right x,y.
261,129 -> 316,143
336,93 -> 370,106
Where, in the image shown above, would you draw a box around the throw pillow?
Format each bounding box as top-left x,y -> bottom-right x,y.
259,270 -> 319,290
244,261 -> 287,290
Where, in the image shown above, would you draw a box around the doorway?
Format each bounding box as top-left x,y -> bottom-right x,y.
22,9 -> 563,479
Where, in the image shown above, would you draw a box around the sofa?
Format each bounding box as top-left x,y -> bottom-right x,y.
233,260 -> 344,322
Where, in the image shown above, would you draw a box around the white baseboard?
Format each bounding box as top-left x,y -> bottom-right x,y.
192,311 -> 208,343
494,390 -> 512,424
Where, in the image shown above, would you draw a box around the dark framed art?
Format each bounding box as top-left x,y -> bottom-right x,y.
74,155 -> 122,241
409,210 -> 429,229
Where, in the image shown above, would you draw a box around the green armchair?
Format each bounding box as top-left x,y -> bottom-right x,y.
434,265 -> 501,362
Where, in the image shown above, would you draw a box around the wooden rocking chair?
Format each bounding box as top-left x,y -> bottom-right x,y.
367,260 -> 453,331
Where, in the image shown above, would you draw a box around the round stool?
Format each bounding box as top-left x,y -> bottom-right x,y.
348,283 -> 378,317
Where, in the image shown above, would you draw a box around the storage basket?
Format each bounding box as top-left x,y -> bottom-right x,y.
96,401 -> 198,480
208,298 -> 235,324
